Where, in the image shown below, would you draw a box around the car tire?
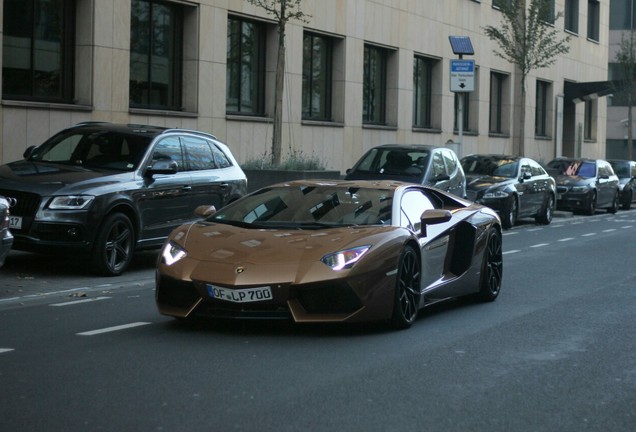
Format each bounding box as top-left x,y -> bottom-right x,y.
501,196 -> 517,229
607,191 -> 619,214
475,227 -> 503,302
535,193 -> 554,225
621,190 -> 632,210
91,212 -> 135,276
584,192 -> 597,216
390,245 -> 421,330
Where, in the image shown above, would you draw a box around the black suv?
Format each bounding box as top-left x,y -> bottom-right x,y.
0,122 -> 247,276
345,144 -> 466,198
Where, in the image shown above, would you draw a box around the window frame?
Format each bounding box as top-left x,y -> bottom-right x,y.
225,15 -> 266,116
129,0 -> 184,111
302,32 -> 333,121
363,44 -> 388,125
413,55 -> 434,129
564,0 -> 579,33
587,0 -> 600,41
2,0 -> 76,103
535,79 -> 550,137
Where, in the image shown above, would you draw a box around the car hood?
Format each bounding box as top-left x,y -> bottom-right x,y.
0,160 -> 136,195
553,175 -> 592,186
168,221 -> 406,285
465,174 -> 513,191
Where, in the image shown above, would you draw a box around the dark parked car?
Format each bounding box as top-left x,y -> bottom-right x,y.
0,196 -> 14,267
156,180 -> 502,330
0,122 -> 247,276
608,159 -> 636,210
546,157 -> 619,215
461,154 -> 556,229
345,144 -> 466,198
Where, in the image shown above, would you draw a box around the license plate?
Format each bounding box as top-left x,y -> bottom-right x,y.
207,285 -> 272,303
9,216 -> 22,229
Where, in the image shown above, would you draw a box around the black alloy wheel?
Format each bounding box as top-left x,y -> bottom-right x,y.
535,194 -> 554,225
475,227 -> 503,302
584,191 -> 597,216
502,196 -> 518,229
607,191 -> 619,214
92,212 -> 135,276
391,245 -> 421,330
623,190 -> 633,210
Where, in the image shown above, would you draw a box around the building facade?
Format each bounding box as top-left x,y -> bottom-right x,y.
1,0 -> 609,172
608,0 -> 636,159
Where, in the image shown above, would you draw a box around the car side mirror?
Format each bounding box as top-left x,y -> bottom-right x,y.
194,205 -> 217,218
23,145 -> 37,159
434,173 -> 450,183
521,172 -> 532,181
419,209 -> 452,237
144,159 -> 178,177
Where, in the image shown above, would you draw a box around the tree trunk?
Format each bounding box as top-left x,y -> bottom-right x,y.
271,3 -> 287,166
517,75 -> 526,157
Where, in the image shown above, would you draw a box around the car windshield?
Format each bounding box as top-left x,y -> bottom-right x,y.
548,160 -> 596,178
210,185 -> 395,228
28,129 -> 153,171
353,148 -> 431,178
461,157 -> 519,178
610,162 -> 630,177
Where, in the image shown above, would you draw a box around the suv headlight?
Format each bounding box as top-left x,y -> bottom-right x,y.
321,245 -> 371,271
569,186 -> 590,194
162,241 -> 187,266
483,190 -> 509,199
48,195 -> 95,210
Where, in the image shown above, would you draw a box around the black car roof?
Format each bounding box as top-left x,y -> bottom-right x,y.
67,122 -> 218,140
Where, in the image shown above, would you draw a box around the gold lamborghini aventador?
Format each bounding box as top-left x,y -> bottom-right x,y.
155,180 -> 503,329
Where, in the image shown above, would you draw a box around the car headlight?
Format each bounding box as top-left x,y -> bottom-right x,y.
321,245 -> 371,271
48,195 -> 95,210
162,241 -> 187,266
483,190 -> 509,199
569,186 -> 590,194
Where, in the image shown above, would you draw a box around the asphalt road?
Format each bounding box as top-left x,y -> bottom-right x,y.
1,210 -> 636,431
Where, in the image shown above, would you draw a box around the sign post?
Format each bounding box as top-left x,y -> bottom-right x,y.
448,36 -> 475,157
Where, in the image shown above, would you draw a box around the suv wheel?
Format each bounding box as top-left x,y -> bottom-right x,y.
92,213 -> 135,276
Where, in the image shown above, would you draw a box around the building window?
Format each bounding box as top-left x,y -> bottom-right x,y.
535,80 -> 550,137
493,0 -> 512,10
226,16 -> 266,115
130,0 -> 183,110
413,56 -> 434,128
587,0 -> 600,41
363,44 -> 388,125
489,72 -> 507,134
2,0 -> 75,102
542,0 -> 556,24
302,32 -> 333,121
454,92 -> 470,132
610,0 -> 636,30
565,0 -> 579,33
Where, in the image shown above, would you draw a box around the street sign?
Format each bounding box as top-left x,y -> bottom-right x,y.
450,59 -> 474,92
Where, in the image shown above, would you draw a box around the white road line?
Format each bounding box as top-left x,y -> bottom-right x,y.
50,297 -> 111,307
502,231 -> 518,236
622,225 -> 633,229
503,250 -> 520,255
77,322 -> 151,336
558,237 -> 575,242
0,348 -> 15,354
582,233 -> 597,237
602,229 -> 616,233
530,243 -> 549,248
527,228 -> 543,232
0,297 -> 21,303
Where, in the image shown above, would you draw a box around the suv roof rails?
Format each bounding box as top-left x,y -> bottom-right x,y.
74,121 -> 112,126
161,128 -> 218,140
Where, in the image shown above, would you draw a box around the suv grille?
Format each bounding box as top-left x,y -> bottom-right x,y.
0,190 -> 41,218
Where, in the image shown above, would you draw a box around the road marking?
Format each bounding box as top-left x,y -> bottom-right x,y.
503,250 -> 520,255
77,322 -> 151,336
530,243 -> 549,248
602,229 -> 616,233
50,297 -> 111,307
502,231 -> 518,236
527,228 -> 543,232
0,297 -> 21,303
622,225 -> 633,229
0,348 -> 15,354
558,237 -> 575,242
582,233 -> 597,237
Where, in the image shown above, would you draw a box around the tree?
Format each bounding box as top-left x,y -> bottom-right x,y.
484,0 -> 570,156
246,0 -> 308,165
614,30 -> 636,161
